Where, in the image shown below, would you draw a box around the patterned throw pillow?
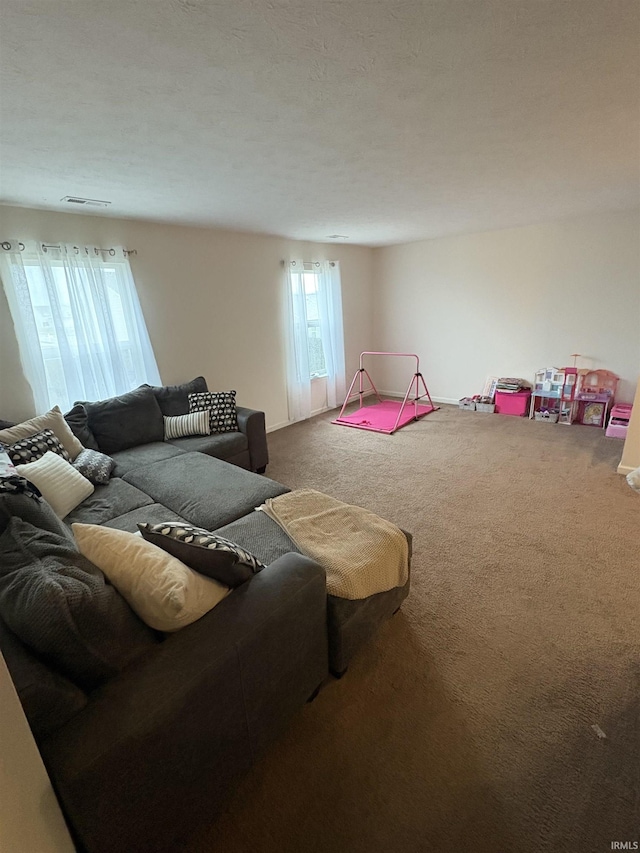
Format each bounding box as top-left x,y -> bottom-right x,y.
137,521 -> 265,588
72,448 -> 115,486
163,410 -> 210,441
6,429 -> 71,465
188,391 -> 238,434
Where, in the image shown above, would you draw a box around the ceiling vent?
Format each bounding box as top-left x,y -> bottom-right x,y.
61,196 -> 111,208
326,234 -> 349,240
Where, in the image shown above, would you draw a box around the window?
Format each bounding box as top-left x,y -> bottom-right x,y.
301,270 -> 327,378
284,259 -> 346,422
0,241 -> 161,413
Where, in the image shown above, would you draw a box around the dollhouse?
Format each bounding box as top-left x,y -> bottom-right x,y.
529,366 -> 619,427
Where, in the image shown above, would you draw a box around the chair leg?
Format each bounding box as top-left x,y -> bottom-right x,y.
256,465 -> 267,474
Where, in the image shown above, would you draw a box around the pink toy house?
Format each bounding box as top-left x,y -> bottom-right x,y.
575,369 -> 619,428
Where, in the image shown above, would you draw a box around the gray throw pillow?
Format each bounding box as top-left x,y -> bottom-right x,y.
145,376 -> 208,417
78,386 -> 164,454
0,518 -> 159,690
64,403 -> 100,451
0,616 -> 87,740
72,448 -> 115,485
138,521 -> 265,588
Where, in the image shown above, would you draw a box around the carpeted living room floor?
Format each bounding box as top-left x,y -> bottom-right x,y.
188,404 -> 640,853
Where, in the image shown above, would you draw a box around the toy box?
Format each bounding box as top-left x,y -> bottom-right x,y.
494,390 -> 531,417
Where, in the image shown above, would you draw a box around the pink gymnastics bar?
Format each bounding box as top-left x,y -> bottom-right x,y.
332,351 -> 439,434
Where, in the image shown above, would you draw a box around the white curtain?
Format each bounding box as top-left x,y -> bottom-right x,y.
0,241 -> 161,413
284,259 -> 312,422
316,261 -> 346,409
284,259 -> 346,423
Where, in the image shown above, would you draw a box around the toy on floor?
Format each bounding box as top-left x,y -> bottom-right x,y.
605,403 -> 633,439
575,369 -> 619,428
333,351 -> 439,434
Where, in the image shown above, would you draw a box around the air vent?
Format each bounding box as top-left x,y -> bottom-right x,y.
326,234 -> 349,239
61,196 -> 111,208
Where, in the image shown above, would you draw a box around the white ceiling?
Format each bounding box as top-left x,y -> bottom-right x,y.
1,0 -> 638,246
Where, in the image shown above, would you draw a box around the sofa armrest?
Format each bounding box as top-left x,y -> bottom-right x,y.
41,554 -> 327,853
236,405 -> 269,472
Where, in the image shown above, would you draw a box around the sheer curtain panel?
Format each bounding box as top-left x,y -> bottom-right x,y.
284,259 -> 312,422
0,241 -> 161,413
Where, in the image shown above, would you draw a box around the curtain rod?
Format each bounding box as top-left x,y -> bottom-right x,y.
282,260 -> 336,267
1,241 -> 137,256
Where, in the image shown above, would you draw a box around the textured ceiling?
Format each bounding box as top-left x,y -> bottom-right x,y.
1,0 -> 638,246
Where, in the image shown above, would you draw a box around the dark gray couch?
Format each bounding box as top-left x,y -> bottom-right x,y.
0,383 -> 329,853
0,380 -> 410,853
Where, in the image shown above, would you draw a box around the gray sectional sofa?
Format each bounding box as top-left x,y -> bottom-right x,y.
0,379 -> 410,853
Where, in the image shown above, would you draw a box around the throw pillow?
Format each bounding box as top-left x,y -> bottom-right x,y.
137,521 -> 265,588
78,385 -> 165,455
188,390 -> 238,433
72,448 -> 116,485
15,452 -> 94,518
6,428 -> 72,465
163,410 -> 210,441
145,376 -> 209,417
64,403 -> 100,451
0,518 -> 158,690
72,523 -> 230,632
0,406 -> 84,460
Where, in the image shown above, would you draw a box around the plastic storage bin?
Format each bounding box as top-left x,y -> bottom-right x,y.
494,390 -> 531,417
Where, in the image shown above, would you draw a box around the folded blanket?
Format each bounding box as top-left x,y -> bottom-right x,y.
260,489 -> 408,600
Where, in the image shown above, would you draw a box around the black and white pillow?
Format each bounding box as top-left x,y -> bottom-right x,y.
137,521 -> 265,588
164,410 -> 210,441
71,448 -> 115,486
6,429 -> 72,466
188,391 -> 238,434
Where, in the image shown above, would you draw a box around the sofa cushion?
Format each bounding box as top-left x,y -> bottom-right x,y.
0,406 -> 84,460
103,503 -> 188,533
166,431 -> 248,459
214,510 -> 300,565
79,386 -> 164,455
138,521 -> 265,588
64,478 -> 153,527
0,615 -> 87,739
72,448 -> 116,486
16,452 -> 95,519
72,523 -> 230,632
109,442 -> 186,478
189,390 -> 238,433
6,428 -> 72,465
123,452 -> 289,530
0,519 -> 158,690
146,376 -> 208,417
64,404 -> 100,451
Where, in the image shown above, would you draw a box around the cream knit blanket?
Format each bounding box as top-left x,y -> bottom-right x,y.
260,489 -> 408,600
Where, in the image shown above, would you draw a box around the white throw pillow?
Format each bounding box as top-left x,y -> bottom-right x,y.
71,523 -> 230,632
0,406 -> 84,460
15,451 -> 94,518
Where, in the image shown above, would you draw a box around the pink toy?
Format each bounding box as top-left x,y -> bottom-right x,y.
333,352 -> 439,434
576,369 -> 619,428
605,404 -> 633,439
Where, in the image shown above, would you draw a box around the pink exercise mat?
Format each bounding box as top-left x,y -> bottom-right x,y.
333,400 -> 437,434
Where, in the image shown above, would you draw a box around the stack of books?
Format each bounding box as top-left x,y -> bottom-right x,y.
495,378 -> 531,393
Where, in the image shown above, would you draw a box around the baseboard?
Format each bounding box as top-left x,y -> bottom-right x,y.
617,463 -> 635,476
267,391 -> 376,434
377,389 -> 456,405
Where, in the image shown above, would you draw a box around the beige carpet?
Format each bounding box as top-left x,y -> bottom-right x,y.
189,405 -> 640,853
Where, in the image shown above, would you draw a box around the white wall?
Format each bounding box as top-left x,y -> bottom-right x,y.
372,210 -> 640,404
0,205 -> 374,428
0,652 -> 76,852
